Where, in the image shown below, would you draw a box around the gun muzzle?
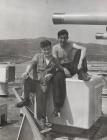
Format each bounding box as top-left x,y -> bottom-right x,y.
52,13 -> 107,25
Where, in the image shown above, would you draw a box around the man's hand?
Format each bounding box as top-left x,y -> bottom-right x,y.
45,73 -> 53,82
21,72 -> 29,80
78,61 -> 82,70
63,67 -> 71,77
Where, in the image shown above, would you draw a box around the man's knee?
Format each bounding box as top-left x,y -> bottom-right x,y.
54,71 -> 65,80
24,77 -> 35,92
73,50 -> 81,65
24,76 -> 32,83
82,57 -> 88,72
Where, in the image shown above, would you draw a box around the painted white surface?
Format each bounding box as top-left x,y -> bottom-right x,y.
102,96 -> 107,115
0,64 -> 13,83
47,76 -> 103,129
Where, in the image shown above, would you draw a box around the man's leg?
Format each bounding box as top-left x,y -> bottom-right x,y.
82,57 -> 88,73
72,50 -> 90,81
35,81 -> 48,120
16,78 -> 48,129
34,81 -> 50,129
52,71 -> 66,116
16,77 -> 35,107
63,50 -> 90,81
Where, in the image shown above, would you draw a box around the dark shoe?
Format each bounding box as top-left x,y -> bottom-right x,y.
37,118 -> 52,133
40,122 -> 52,134
53,108 -> 60,117
37,118 -> 46,130
16,99 -> 30,108
78,71 -> 91,81
45,122 -> 52,128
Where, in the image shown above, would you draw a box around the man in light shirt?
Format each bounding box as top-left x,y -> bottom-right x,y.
16,40 -> 66,129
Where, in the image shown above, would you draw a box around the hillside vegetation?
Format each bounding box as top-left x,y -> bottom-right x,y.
0,38 -> 106,63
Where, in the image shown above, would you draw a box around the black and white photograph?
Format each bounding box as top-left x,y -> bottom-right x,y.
0,0 -> 107,140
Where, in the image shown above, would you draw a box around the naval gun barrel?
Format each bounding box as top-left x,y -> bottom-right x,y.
96,33 -> 107,39
52,13 -> 107,25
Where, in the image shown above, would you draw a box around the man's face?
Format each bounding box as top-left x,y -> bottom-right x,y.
41,45 -> 52,57
58,34 -> 68,47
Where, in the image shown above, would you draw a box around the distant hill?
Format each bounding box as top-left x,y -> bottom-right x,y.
0,37 -> 58,63
0,37 -> 107,63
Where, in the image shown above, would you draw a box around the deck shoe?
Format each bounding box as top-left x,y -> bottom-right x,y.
37,118 -> 46,130
53,108 -> 60,117
16,98 -> 30,108
78,70 -> 91,81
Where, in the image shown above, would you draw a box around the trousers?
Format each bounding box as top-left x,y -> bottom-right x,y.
23,70 -> 66,120
62,49 -> 88,76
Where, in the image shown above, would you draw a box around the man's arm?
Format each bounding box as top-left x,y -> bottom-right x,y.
52,46 -> 66,71
52,46 -> 58,59
52,46 -> 71,77
24,63 -> 34,75
73,43 -> 86,69
22,55 -> 38,79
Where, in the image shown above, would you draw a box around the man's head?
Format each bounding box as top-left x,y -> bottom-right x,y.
58,29 -> 69,47
40,40 -> 52,57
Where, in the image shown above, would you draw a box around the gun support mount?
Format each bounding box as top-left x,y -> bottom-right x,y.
96,33 -> 107,39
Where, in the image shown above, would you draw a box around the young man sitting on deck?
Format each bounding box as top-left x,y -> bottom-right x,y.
16,40 -> 66,129
52,29 -> 90,80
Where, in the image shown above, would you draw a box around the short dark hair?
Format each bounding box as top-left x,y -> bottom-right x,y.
40,40 -> 51,49
58,29 -> 69,38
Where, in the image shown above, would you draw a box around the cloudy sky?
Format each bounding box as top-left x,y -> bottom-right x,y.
0,0 -> 107,44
